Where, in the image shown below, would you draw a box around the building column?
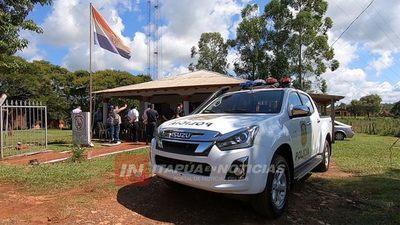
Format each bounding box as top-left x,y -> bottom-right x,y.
183,95 -> 190,115
330,99 -> 335,143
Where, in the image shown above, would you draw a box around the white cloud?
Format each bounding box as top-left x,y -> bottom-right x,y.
323,0 -> 400,103
16,31 -> 46,61
158,0 -> 243,76
26,0 -> 244,77
323,67 -> 400,103
327,0 -> 400,53
368,51 -> 394,75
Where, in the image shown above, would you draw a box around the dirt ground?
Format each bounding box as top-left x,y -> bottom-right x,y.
0,162 -> 360,225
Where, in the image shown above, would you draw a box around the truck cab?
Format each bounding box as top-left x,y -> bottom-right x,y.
150,87 -> 332,218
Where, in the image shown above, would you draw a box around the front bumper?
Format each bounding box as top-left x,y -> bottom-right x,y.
150,139 -> 263,194
346,130 -> 355,138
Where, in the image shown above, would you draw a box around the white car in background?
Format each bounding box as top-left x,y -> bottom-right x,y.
334,121 -> 355,140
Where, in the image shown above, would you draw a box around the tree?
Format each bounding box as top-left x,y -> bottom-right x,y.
391,101 -> 400,117
319,79 -> 328,94
190,32 -> 228,74
0,55 -> 151,121
0,0 -> 52,56
359,94 -> 382,117
230,4 -> 269,80
348,100 -> 362,117
265,0 -> 339,90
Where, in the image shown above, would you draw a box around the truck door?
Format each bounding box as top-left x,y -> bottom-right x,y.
286,91 -> 313,167
299,93 -> 321,157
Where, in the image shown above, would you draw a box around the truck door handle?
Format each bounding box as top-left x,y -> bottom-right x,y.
317,119 -> 320,123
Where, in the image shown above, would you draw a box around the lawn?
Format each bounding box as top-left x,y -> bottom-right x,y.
2,129 -> 107,157
2,129 -> 74,157
0,147 -> 149,193
324,134 -> 400,224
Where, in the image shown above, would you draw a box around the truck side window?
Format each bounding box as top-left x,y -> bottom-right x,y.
299,93 -> 315,114
288,92 -> 302,110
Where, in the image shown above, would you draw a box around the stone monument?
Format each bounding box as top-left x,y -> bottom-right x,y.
72,112 -> 91,146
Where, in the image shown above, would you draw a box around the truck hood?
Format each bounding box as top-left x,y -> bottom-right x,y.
161,113 -> 277,134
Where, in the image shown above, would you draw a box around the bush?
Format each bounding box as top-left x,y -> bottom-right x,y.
70,145 -> 85,162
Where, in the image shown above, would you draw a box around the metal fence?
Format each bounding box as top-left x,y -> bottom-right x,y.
0,100 -> 48,159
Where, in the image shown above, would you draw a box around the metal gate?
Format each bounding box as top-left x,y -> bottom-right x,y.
0,98 -> 47,159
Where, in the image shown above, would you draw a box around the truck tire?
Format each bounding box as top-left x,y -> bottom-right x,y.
252,155 -> 290,219
315,140 -> 331,172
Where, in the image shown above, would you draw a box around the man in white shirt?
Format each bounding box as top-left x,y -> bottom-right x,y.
128,105 -> 140,142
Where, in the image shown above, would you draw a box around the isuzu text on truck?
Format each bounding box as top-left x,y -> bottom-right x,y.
150,87 -> 332,218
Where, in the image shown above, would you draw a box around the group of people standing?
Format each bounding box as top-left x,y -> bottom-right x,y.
91,103 -> 185,145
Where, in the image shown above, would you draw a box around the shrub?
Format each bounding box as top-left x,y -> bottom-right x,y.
70,145 -> 85,162
338,117 -> 400,137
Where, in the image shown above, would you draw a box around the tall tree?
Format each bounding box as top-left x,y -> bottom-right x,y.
0,0 -> 52,56
0,56 -> 151,120
390,101 -> 400,118
265,0 -> 339,90
359,94 -> 382,118
348,100 -> 362,117
230,4 -> 269,80
190,32 -> 228,74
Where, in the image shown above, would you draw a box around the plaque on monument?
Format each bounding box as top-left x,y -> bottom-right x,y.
72,112 -> 91,146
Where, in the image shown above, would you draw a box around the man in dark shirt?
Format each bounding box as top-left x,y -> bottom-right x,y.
93,108 -> 103,137
146,104 -> 159,145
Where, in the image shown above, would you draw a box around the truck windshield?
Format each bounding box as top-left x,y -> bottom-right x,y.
202,90 -> 283,114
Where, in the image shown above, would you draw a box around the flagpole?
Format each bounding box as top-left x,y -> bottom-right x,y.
89,2 -> 93,140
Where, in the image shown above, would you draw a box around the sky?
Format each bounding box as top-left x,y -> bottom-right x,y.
17,0 -> 400,103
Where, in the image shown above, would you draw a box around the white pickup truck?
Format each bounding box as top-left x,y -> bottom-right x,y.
150,87 -> 332,218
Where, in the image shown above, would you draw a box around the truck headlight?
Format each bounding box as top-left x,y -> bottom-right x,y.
216,126 -> 259,151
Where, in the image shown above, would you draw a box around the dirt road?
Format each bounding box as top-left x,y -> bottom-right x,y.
0,163 -> 359,225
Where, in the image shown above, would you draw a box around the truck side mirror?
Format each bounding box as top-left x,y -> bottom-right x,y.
290,105 -> 311,118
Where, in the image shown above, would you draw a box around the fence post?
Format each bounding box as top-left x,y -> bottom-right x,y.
45,106 -> 48,149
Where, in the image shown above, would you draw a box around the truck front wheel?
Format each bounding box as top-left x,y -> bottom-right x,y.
252,155 -> 290,218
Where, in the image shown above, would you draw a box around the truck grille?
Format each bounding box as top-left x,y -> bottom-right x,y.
155,155 -> 211,176
159,140 -> 211,156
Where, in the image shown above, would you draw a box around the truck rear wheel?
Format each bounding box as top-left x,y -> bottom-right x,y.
315,140 -> 331,172
252,155 -> 290,219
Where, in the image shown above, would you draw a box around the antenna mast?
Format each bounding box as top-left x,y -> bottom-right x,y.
147,0 -> 160,80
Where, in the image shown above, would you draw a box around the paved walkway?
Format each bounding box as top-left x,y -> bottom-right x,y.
0,142 -> 148,165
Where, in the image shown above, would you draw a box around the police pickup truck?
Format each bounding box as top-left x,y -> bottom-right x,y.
150,87 -> 332,218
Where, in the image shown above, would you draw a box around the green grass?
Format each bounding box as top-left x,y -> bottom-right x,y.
333,134 -> 400,174
327,134 -> 400,224
0,148 -> 149,193
338,117 -> 400,137
2,129 -> 73,157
